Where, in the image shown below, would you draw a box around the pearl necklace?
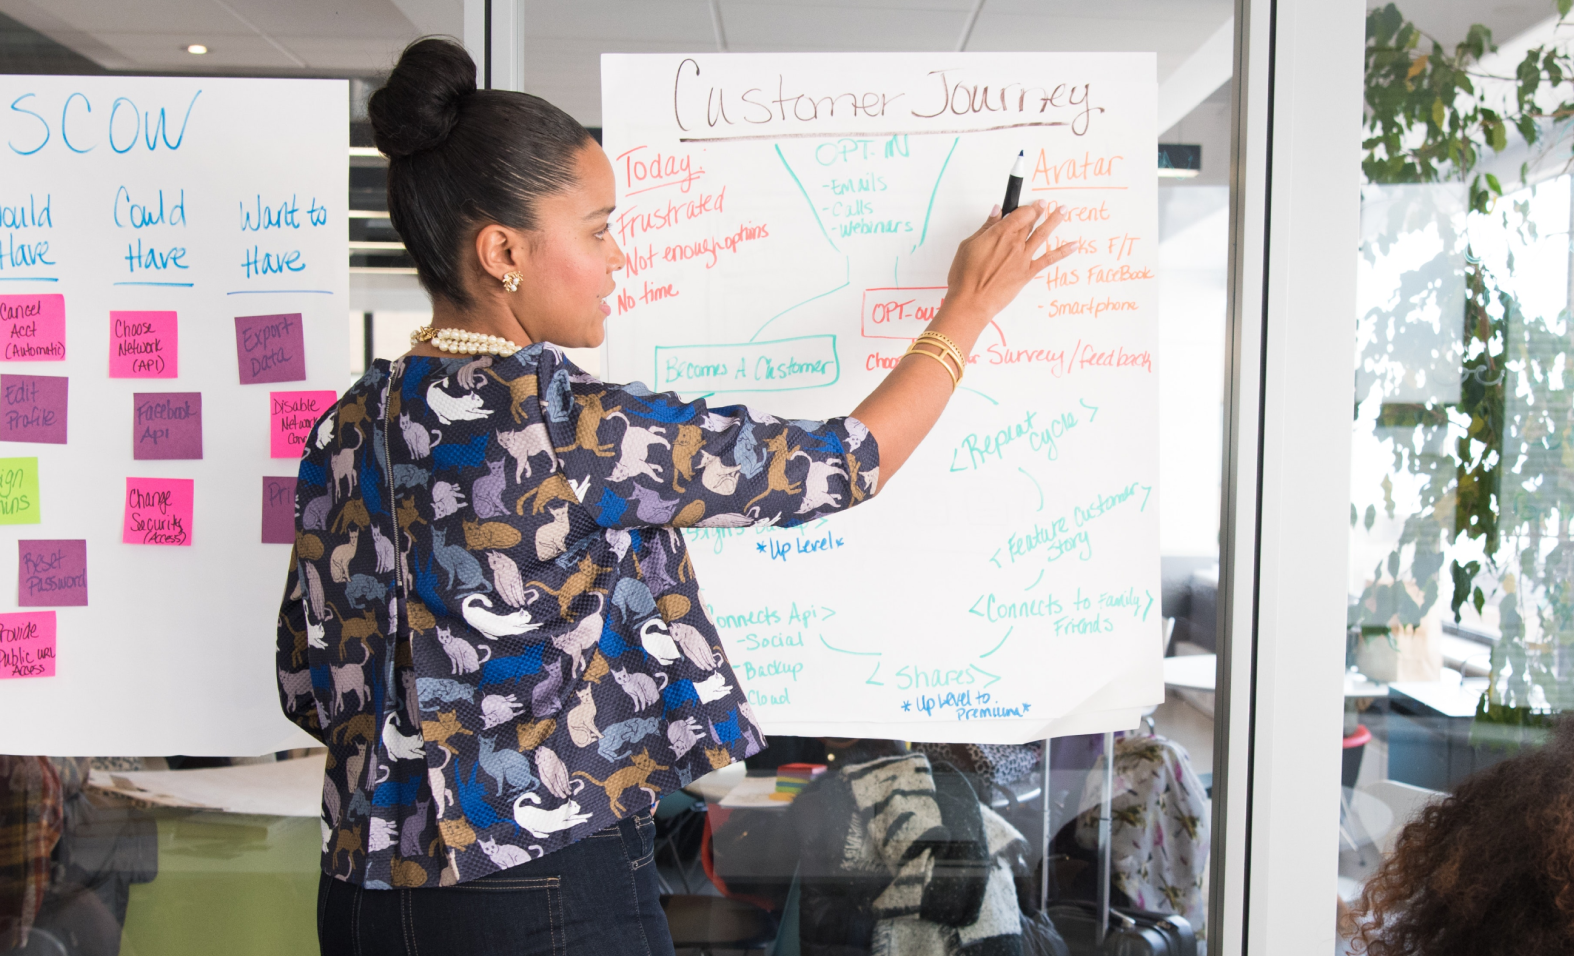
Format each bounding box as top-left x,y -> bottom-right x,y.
410,326 -> 521,357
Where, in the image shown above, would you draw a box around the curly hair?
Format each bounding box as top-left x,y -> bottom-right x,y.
1349,717 -> 1574,955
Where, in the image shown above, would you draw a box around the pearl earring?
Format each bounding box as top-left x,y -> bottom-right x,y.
502,271 -> 522,293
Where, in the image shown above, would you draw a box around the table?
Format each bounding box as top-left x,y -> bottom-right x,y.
1162,653 -> 1216,691
1164,653 -> 1399,700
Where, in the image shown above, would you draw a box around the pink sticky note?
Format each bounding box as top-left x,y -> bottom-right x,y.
109,311 -> 178,378
262,476 -> 297,544
270,390 -> 335,459
0,295 -> 64,361
18,540 -> 86,606
235,313 -> 305,384
132,392 -> 202,460
123,477 -> 193,546
0,610 -> 56,678
0,375 -> 67,444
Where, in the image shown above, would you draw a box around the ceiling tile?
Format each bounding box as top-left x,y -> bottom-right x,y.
90,31 -> 303,70
522,0 -> 715,44
228,0 -> 417,41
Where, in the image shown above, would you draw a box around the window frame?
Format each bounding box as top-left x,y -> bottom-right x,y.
1209,0 -> 1366,950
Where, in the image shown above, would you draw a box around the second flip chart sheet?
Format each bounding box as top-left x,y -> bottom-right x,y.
0,77 -> 347,755
602,53 -> 1162,743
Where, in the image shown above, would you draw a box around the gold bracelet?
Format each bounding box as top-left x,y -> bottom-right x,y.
905,340 -> 963,377
903,344 -> 959,390
916,330 -> 967,373
910,337 -> 964,383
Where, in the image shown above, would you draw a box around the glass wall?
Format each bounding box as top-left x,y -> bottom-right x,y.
1339,1 -> 1574,947
0,3 -> 1243,954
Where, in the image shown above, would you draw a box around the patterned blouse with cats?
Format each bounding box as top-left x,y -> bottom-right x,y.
275,343 -> 879,889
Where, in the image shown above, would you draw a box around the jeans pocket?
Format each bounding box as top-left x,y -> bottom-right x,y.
627,812 -> 656,870
439,877 -> 565,956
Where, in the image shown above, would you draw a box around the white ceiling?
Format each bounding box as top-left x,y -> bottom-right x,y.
522,0 -> 1233,125
0,0 -> 454,73
6,0 -> 1566,126
1366,0 -> 1555,49
1,0 -> 1235,124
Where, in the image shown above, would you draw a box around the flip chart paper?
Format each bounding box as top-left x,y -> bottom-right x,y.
261,476 -> 296,544
0,375 -> 67,444
18,540 -> 87,606
0,294 -> 64,361
109,311 -> 178,378
0,76 -> 347,754
122,477 -> 193,546
269,390 -> 335,458
0,611 -> 56,679
0,457 -> 41,525
235,313 -> 306,384
602,53 -> 1162,743
132,392 -> 202,460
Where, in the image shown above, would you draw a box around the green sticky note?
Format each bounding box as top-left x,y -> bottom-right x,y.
0,457 -> 41,524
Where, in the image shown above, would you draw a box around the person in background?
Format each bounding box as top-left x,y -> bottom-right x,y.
1345,718 -> 1574,954
0,757 -> 62,951
278,36 -> 1070,956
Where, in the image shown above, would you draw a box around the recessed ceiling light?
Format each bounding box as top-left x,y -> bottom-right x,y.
186,44 -> 209,55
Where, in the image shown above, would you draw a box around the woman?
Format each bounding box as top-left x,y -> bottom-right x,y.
276,37 -> 1070,955
1344,719 -> 1574,955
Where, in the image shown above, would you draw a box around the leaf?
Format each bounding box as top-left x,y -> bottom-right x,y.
1562,0 -> 1572,19
1463,23 -> 1494,62
1432,96 -> 1447,127
1517,115 -> 1539,147
1407,54 -> 1429,79
1488,120 -> 1508,152
1365,503 -> 1377,530
1486,172 -> 1502,194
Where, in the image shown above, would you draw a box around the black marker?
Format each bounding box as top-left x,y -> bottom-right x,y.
1001,150 -> 1026,214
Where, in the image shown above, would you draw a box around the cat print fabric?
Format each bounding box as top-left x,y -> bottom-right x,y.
275,343 -> 879,889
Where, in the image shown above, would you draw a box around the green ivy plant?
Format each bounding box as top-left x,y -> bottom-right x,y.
1356,2 -> 1574,736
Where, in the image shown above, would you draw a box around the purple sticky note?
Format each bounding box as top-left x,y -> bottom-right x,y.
262,476 -> 296,544
234,313 -> 305,385
0,375 -> 67,444
132,392 -> 202,460
18,540 -> 86,606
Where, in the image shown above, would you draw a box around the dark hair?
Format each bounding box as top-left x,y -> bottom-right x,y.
368,37 -> 593,306
1347,718 -> 1574,954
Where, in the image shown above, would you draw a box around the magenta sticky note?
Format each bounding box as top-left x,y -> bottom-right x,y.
0,375 -> 67,444
270,390 -> 335,459
18,540 -> 86,606
262,476 -> 297,544
0,294 -> 64,361
235,313 -> 305,384
109,311 -> 177,378
0,610 -> 56,678
132,392 -> 201,460
123,477 -> 193,546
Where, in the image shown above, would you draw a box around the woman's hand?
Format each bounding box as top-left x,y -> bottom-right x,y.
942,200 -> 1073,331
856,201 -> 1076,485
849,201 -> 1073,483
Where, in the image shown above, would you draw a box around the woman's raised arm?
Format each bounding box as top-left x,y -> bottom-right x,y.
851,200 -> 1071,480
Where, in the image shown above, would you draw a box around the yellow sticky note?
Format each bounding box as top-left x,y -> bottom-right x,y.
0,457 -> 40,524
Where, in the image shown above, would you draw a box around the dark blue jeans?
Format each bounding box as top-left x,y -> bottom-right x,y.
318,812 -> 674,956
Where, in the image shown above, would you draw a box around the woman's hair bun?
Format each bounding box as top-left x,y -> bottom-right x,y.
369,37 -> 477,159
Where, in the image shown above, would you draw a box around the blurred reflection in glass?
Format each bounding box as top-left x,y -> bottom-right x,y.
1,757 -> 157,956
